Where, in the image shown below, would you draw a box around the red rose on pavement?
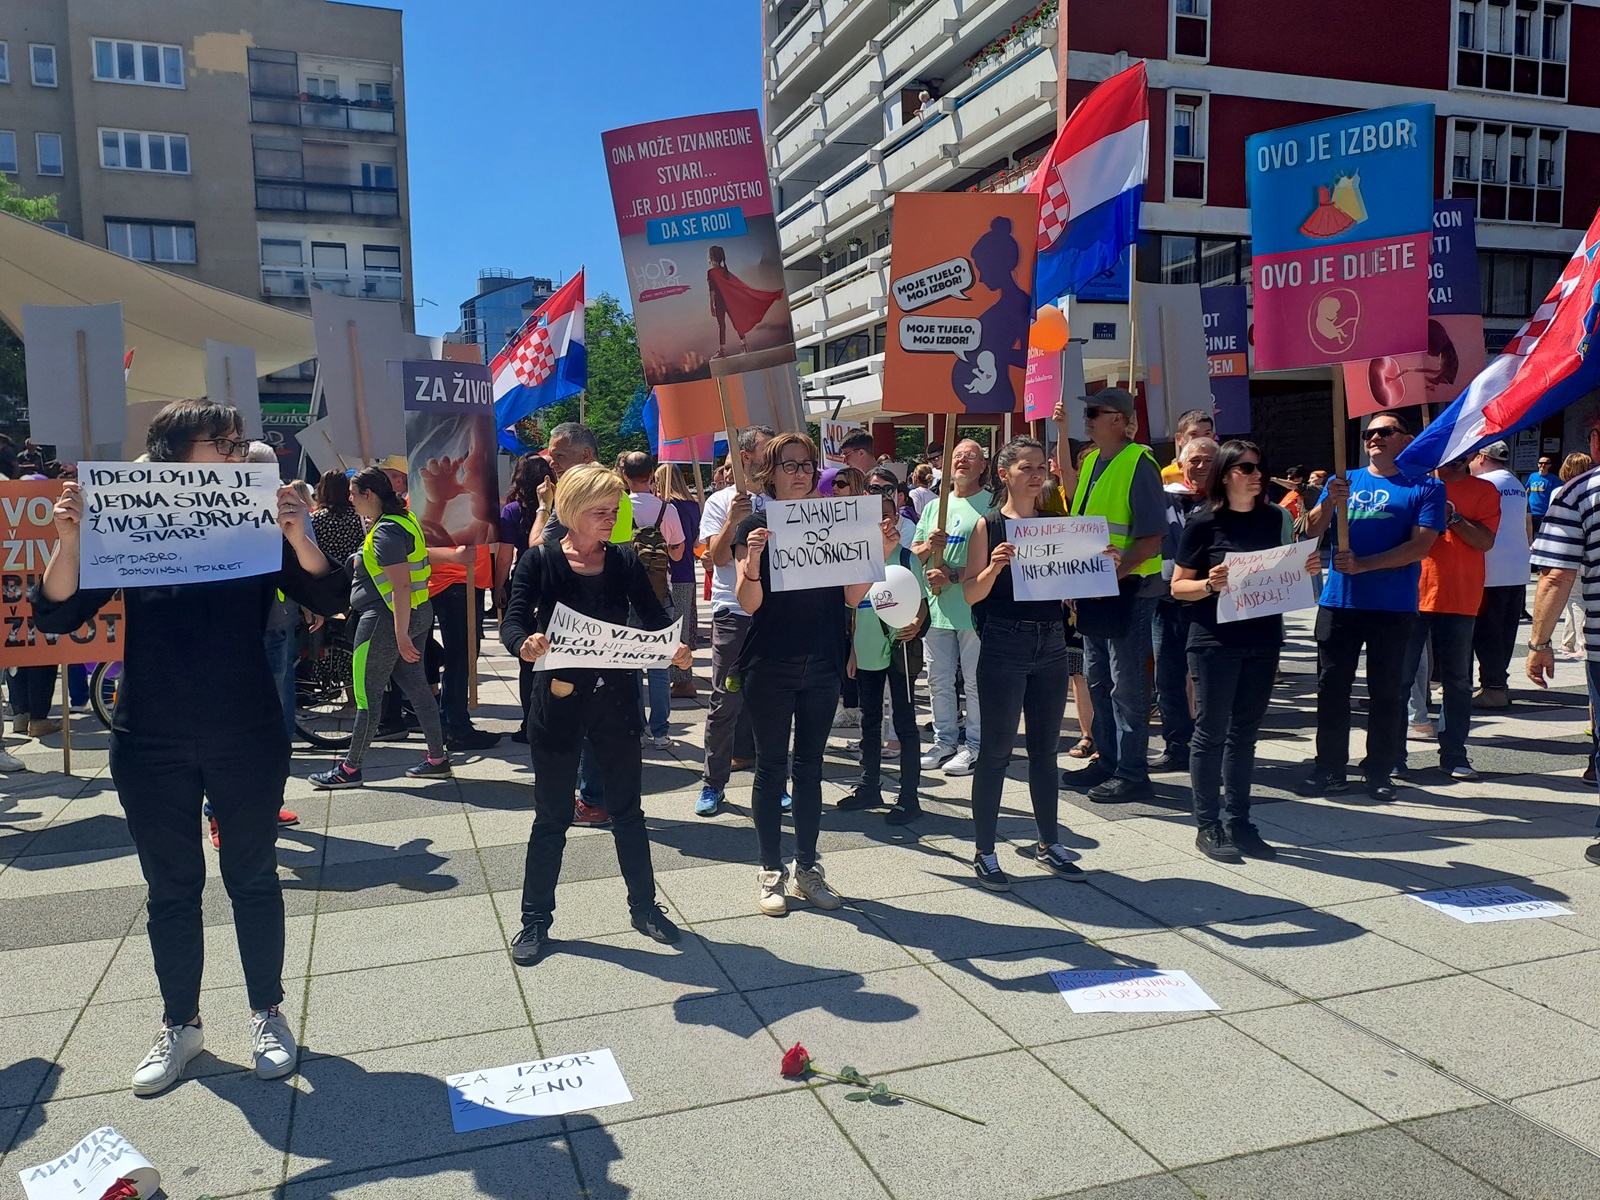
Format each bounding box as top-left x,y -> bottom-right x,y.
780,1043 -> 811,1077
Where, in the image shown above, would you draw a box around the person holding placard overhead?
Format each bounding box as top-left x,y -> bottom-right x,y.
500,463 -> 692,964
32,399 -> 343,1096
1171,440 -> 1321,862
734,432 -> 873,916
961,436 -> 1088,891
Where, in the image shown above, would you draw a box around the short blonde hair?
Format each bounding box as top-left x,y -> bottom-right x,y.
554,462 -> 624,530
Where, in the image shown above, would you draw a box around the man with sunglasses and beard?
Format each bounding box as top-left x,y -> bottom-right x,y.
1299,412 -> 1446,802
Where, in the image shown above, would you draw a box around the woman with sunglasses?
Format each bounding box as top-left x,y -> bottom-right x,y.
866,466 -> 918,549
1172,441 -> 1321,861
33,400 -> 343,1096
735,433 -> 873,915
961,436 -> 1088,890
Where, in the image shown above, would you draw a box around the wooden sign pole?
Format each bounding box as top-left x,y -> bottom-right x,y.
346,321 -> 373,463
224,357 -> 235,404
59,669 -> 72,777
927,412 -> 958,592
715,375 -> 749,494
467,572 -> 479,711
76,331 -> 92,458
1331,367 -> 1350,553
689,441 -> 708,509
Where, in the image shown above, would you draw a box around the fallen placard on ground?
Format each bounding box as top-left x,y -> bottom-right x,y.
1408,885 -> 1572,923
1050,969 -> 1220,1013
77,462 -> 281,589
18,1126 -> 158,1200
537,603 -> 681,672
764,496 -> 886,592
1217,541 -> 1317,623
446,1048 -> 633,1132
1006,515 -> 1116,602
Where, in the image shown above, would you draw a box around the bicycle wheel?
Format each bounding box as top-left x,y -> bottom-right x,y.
295,616 -> 356,750
89,661 -> 120,728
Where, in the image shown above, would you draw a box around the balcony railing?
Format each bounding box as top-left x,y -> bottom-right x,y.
261,267 -> 403,301
250,93 -> 396,134
255,178 -> 400,217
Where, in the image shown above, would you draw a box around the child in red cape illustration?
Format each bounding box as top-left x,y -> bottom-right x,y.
707,244 -> 784,357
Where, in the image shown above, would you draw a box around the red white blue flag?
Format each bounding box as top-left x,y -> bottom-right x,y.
491,270 -> 586,451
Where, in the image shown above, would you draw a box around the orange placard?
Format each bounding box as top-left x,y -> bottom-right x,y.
883,191 -> 1040,415
1,481 -> 126,667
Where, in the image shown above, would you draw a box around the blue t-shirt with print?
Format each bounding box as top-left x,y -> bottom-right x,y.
1527,471 -> 1558,518
1319,468 -> 1447,613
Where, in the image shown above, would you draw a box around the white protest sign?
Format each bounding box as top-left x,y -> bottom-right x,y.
446,1048 -> 633,1133
295,415 -> 348,476
1409,886 -> 1573,924
538,603 -> 681,672
765,497 -> 886,592
1007,516 -> 1117,602
1217,541 -> 1316,624
18,1126 -> 159,1200
1050,969 -> 1220,1013
898,315 -> 982,358
891,256 -> 973,312
77,462 -> 282,589
205,340 -> 263,438
22,304 -> 129,462
821,419 -> 861,469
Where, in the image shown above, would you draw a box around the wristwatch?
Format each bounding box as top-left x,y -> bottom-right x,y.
1204,580 -> 1216,596
1528,640 -> 1554,652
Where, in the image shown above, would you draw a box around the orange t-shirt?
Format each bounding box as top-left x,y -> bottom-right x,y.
1419,475 -> 1501,615
426,545 -> 493,597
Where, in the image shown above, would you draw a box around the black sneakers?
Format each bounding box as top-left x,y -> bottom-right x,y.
1585,841 -> 1600,866
1149,751 -> 1189,773
973,851 -> 1011,892
1034,843 -> 1087,881
1295,765 -> 1348,796
510,917 -> 552,966
834,788 -> 879,811
1196,824 -> 1242,862
884,803 -> 922,825
630,903 -> 681,944
1363,775 -> 1397,802
447,726 -> 502,752
1087,777 -> 1154,803
1228,821 -> 1278,860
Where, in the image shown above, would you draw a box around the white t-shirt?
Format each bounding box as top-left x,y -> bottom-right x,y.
699,485 -> 766,614
910,486 -> 937,515
627,492 -> 684,549
1477,468 -> 1531,588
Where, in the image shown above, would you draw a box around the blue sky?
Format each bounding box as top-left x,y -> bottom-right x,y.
366,0 -> 762,338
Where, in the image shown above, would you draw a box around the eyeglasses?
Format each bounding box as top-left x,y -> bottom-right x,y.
1231,461 -> 1261,475
866,483 -> 895,495
198,436 -> 250,456
1085,407 -> 1119,420
777,459 -> 817,475
1362,427 -> 1404,443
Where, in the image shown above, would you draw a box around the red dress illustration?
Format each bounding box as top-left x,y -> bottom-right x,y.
707,246 -> 784,355
1300,185 -> 1356,239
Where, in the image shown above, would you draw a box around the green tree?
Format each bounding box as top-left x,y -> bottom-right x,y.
529,291 -> 650,466
0,177 -> 61,442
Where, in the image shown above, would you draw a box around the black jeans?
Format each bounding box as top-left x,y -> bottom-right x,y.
745,653 -> 840,871
11,665 -> 58,720
1153,600 -> 1195,757
1314,606 -> 1417,778
971,618 -> 1070,855
1473,584 -> 1523,691
703,610 -> 755,790
521,683 -> 655,922
854,657 -> 921,807
1189,646 -> 1279,827
110,723 -> 290,1025
1400,613 -> 1476,769
431,582 -> 474,734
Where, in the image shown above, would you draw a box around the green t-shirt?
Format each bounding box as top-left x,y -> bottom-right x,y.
851,548 -> 929,673
913,490 -> 996,631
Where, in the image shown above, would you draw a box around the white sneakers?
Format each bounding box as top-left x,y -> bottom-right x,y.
833,705 -> 862,729
0,745 -> 24,772
129,1008 -> 299,1096
920,743 -> 956,769
758,868 -> 789,916
131,1021 -> 205,1096
942,746 -> 978,776
758,862 -> 845,915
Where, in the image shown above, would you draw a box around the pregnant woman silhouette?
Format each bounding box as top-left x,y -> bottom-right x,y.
952,217 -> 1030,414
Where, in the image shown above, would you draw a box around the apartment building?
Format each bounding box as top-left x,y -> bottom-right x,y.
0,0 -> 412,416
764,0 -> 1598,467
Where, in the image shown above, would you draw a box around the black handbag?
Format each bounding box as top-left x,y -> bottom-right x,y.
1072,575 -> 1140,640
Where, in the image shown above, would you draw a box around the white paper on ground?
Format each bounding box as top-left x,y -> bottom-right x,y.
446,1048 -> 633,1132
1408,885 -> 1573,923
1050,968 -> 1220,1013
18,1126 -> 158,1200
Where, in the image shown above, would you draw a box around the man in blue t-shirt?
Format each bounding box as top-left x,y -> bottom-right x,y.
1526,454 -> 1559,538
1299,412 -> 1447,802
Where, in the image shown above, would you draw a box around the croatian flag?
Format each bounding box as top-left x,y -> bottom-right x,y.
1398,208 -> 1600,475
1028,62 -> 1148,305
491,270 -> 586,452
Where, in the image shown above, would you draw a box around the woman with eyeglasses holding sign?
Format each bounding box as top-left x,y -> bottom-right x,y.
734,433 -> 873,916
1171,440 -> 1321,863
961,436 -> 1089,892
31,400 -> 343,1097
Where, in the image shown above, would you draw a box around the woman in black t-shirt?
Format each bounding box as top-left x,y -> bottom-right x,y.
1172,440 -> 1321,863
733,432 -> 871,917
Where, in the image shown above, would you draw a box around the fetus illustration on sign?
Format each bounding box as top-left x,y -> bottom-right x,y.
1366,319 -> 1460,408
1308,288 -> 1361,356
947,216 -> 1029,414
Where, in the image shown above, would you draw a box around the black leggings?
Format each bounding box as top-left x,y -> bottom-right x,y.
110,724 -> 290,1025
745,654 -> 840,871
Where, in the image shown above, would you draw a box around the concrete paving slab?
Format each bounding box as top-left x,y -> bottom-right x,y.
1188,917 -> 1455,998
1320,891 -> 1599,972
310,894 -> 504,975
850,884 -> 1086,965
1089,860 -> 1309,928
0,846 -> 146,899
1478,949 -> 1600,1033
513,929 -> 734,1023
97,915 -> 315,1005
281,1137 -> 582,1200
488,878 -> 685,944
0,1008 -> 76,1108
695,908 -> 920,992
1512,1079 -> 1600,1155
0,938 -> 121,1018
1401,1104 -> 1600,1199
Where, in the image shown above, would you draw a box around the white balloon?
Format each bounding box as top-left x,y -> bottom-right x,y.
869,564 -> 923,630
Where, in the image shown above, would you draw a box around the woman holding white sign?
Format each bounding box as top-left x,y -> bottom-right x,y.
500,464 -> 691,964
734,432 -> 873,917
962,436 -> 1088,891
33,399 -> 343,1097
1171,440 -> 1320,863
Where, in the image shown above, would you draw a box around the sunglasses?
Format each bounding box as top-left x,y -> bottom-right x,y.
1363,427 -> 1404,443
777,459 -> 817,475
1085,407 -> 1121,420
866,483 -> 895,495
1230,461 -> 1261,475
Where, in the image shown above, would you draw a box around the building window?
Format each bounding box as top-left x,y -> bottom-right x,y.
304,75 -> 339,98
260,238 -> 306,296
1448,117 -> 1563,223
41,220 -> 68,234
30,45 -> 57,87
1454,0 -> 1565,98
0,43 -> 10,84
360,162 -> 396,190
91,39 -> 185,88
363,245 -> 401,272
35,133 -> 63,176
1168,92 -> 1207,201
1479,250 -> 1565,317
824,331 -> 871,368
362,245 -> 402,299
106,219 -> 197,264
0,132 -> 16,174
1171,0 -> 1209,60
357,80 -> 392,104
99,129 -> 190,174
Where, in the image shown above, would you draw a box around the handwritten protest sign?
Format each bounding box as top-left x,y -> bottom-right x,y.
1409,886 -> 1573,924
1,482 -> 125,667
1216,541 -> 1315,623
18,1126 -> 159,1200
1006,516 -> 1116,602
764,497 -> 886,592
538,603 -> 681,672
446,1048 -> 632,1133
77,463 -> 281,590
1050,969 -> 1220,1014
